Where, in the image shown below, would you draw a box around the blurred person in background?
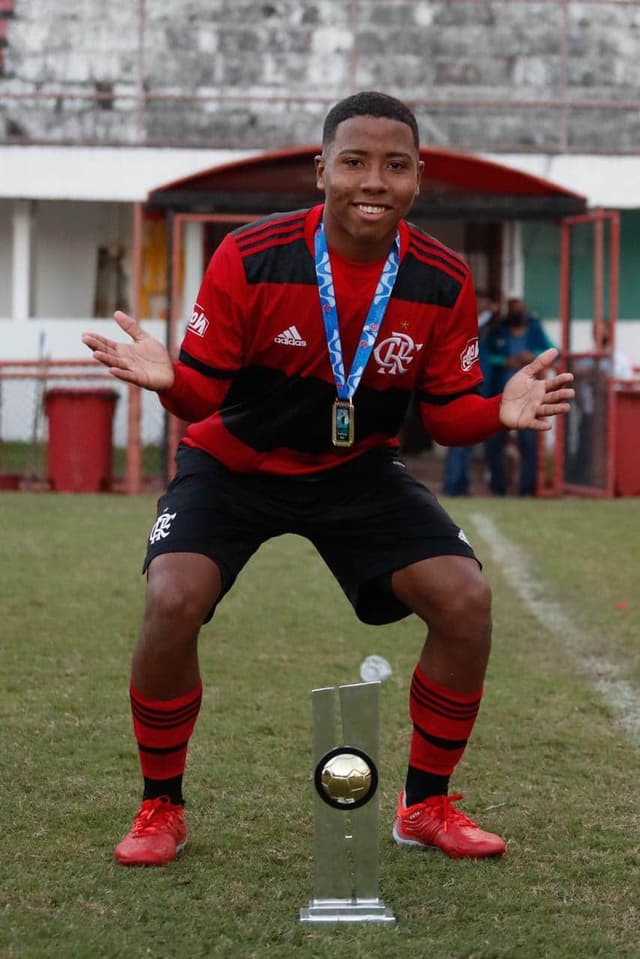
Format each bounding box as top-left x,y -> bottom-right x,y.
441,291 -> 500,496
484,297 -> 555,496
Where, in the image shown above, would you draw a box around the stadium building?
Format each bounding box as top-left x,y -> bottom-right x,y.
1,0 -> 639,489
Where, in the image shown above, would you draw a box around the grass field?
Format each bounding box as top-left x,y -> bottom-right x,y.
1,492 -> 639,959
0,440 -> 163,481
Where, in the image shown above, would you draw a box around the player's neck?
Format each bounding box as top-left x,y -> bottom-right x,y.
329,245 -> 387,271
324,222 -> 398,264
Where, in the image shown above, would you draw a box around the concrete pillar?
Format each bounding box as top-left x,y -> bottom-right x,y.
502,221 -> 524,299
182,219 -> 204,320
12,199 -> 34,321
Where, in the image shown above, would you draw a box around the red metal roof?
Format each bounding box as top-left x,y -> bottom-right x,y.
148,144 -> 585,202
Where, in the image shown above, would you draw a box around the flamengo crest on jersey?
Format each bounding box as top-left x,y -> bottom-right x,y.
274,325 -> 307,347
374,332 -> 423,375
460,337 -> 479,372
188,304 -> 209,337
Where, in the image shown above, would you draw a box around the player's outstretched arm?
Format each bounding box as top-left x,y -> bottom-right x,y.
82,310 -> 175,392
499,348 -> 574,432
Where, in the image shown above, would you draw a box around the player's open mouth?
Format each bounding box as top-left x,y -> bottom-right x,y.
355,204 -> 388,215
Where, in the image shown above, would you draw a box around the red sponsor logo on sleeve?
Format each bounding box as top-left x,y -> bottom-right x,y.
460,337 -> 479,372
188,304 -> 209,337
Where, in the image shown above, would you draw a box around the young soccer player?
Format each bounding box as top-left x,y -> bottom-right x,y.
83,91 -> 574,866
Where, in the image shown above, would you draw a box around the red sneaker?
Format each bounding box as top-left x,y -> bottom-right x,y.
392,791 -> 506,859
114,797 -> 187,867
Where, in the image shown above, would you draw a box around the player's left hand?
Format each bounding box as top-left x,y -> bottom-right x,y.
499,348 -> 574,431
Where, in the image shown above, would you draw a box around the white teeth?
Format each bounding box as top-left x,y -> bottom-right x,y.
358,204 -> 385,214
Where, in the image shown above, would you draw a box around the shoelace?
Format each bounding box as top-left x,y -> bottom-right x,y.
131,797 -> 180,837
424,793 -> 476,833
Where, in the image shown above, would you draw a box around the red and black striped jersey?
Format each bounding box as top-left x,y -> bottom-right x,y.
160,204 -> 489,475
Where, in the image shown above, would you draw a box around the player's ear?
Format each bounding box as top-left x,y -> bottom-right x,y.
314,155 -> 325,190
415,159 -> 425,195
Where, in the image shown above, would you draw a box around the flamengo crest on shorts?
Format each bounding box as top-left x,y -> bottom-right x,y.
149,511 -> 177,544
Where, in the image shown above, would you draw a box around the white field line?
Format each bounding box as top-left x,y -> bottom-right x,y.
469,512 -> 640,742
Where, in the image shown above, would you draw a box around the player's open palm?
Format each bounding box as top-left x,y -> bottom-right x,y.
82,311 -> 175,392
499,347 -> 574,431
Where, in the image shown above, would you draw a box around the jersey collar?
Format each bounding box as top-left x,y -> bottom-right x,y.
303,204 -> 409,263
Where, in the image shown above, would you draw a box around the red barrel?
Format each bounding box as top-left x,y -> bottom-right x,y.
45,387 -> 119,492
614,387 -> 640,496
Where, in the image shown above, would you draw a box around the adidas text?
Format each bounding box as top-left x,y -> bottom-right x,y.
274,325 -> 307,347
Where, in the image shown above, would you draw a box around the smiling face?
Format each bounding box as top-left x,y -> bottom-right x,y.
315,114 -> 423,262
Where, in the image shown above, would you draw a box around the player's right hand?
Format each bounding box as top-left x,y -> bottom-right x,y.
82,310 -> 175,392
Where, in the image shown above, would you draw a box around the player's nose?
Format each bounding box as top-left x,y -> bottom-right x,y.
360,163 -> 387,191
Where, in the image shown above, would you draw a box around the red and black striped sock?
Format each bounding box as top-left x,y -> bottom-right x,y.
129,682 -> 203,806
405,665 -> 482,806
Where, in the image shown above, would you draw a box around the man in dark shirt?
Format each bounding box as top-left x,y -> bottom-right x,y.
441,291 -> 500,495
485,297 -> 555,496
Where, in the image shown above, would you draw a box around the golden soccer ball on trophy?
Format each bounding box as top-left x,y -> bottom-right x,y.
315,747 -> 378,809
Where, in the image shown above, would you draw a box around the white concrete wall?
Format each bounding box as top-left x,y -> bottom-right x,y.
2,147 -> 640,447
0,146 -> 256,202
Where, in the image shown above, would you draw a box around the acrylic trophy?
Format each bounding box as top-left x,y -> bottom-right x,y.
299,681 -> 396,924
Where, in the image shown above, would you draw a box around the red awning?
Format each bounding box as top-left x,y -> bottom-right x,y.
147,145 -> 586,219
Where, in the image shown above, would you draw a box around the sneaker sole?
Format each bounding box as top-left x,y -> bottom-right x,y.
114,838 -> 188,868
393,823 -> 505,859
392,823 -> 440,851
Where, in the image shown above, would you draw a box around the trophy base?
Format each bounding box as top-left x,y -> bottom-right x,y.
299,897 -> 396,924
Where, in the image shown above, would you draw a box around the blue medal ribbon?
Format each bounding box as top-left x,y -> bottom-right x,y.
314,222 -> 400,401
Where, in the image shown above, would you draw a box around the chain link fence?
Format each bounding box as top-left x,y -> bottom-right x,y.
0,360 -> 166,491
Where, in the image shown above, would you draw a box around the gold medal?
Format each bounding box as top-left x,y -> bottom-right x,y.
315,224 -> 399,454
332,399 -> 355,447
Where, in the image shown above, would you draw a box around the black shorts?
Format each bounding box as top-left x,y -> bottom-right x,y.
143,445 -> 479,626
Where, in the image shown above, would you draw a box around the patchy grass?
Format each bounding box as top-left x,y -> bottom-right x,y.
1,492 -> 638,959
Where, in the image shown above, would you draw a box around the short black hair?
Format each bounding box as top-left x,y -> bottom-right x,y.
322,91 -> 420,151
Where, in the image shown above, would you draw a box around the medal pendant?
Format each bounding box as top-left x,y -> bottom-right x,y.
332,399 -> 355,447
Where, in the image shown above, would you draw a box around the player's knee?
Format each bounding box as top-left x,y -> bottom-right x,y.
144,569 -> 212,632
427,565 -> 492,642
450,570 -> 492,639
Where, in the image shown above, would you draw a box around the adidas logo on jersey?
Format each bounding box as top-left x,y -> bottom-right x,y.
274,325 -> 307,347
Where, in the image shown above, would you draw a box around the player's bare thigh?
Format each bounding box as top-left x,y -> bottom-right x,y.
391,554 -> 491,634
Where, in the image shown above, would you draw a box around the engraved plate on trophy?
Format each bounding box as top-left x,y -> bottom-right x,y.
299,682 -> 396,924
